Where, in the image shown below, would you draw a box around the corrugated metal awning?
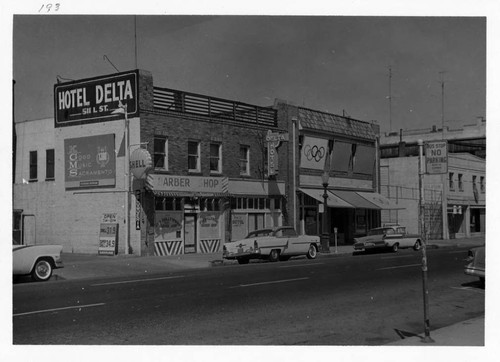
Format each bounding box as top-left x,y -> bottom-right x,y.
356,191 -> 405,210
299,188 -> 354,208
331,190 -> 379,209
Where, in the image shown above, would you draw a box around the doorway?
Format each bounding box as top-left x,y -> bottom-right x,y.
184,214 -> 197,253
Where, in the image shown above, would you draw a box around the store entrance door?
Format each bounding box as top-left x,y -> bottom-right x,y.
184,214 -> 197,254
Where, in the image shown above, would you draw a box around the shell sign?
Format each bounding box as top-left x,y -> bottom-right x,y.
129,148 -> 152,179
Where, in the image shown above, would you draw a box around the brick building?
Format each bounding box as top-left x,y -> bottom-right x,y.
13,69 -> 400,256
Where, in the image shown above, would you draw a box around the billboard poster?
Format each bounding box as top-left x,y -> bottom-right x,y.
54,70 -> 138,127
231,213 -> 248,241
64,134 -> 116,189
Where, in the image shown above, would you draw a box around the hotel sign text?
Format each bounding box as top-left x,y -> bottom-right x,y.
54,70 -> 139,127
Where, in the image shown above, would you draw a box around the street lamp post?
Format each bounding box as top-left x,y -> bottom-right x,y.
321,171 -> 330,253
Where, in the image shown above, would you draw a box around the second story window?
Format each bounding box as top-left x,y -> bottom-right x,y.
210,143 -> 222,174
449,172 -> 454,190
458,173 -> 463,191
46,149 -> 55,180
153,135 -> 168,170
29,150 -> 37,181
480,176 -> 485,193
240,145 -> 250,176
472,175 -> 477,191
188,141 -> 200,172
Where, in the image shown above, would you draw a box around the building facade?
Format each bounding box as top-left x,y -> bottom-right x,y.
380,122 -> 486,240
13,69 -> 402,255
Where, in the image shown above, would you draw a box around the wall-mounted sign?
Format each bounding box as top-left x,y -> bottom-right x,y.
101,213 -> 117,223
135,190 -> 142,230
425,140 -> 448,174
300,136 -> 329,170
146,174 -> 229,195
64,134 -> 116,190
130,148 -> 153,179
54,70 -> 139,127
266,130 -> 289,176
98,223 -> 118,255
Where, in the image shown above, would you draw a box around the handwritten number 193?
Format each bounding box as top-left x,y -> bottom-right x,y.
39,3 -> 60,12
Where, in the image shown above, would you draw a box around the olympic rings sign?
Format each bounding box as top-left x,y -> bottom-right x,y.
304,144 -> 326,162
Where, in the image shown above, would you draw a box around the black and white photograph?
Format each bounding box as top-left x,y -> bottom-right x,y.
3,0 -> 498,360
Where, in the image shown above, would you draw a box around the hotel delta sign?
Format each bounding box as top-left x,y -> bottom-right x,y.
54,70 -> 139,127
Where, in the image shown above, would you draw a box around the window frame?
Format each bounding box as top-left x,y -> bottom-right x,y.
209,143 -> 222,174
153,135 -> 168,170
449,172 -> 454,190
45,149 -> 55,181
239,145 -> 250,176
188,140 -> 201,173
458,173 -> 464,192
29,150 -> 38,181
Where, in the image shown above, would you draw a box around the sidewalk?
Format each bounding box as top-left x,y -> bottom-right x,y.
388,315 -> 484,346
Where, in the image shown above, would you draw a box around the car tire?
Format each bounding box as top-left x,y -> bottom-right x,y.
237,258 -> 249,265
413,240 -> 422,251
31,258 -> 53,282
269,249 -> 280,262
306,244 -> 317,259
391,243 -> 399,253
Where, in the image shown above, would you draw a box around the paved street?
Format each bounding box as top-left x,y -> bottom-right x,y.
13,246 -> 484,345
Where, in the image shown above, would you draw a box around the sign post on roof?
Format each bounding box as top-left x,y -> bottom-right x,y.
425,140 -> 448,174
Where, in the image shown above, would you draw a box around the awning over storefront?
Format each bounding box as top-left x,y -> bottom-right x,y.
299,188 -> 354,208
332,190 -> 379,209
356,191 -> 405,210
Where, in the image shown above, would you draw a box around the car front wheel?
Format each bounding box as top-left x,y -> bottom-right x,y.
391,243 -> 399,252
31,258 -> 53,282
413,240 -> 422,251
306,244 -> 317,259
269,249 -> 280,262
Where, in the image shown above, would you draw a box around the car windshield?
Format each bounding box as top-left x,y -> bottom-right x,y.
245,229 -> 273,238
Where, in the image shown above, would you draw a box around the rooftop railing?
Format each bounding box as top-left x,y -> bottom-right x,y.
153,86 -> 277,127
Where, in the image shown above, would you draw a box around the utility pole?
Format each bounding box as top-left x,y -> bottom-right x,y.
418,139 -> 434,343
439,71 -> 446,138
388,65 -> 393,133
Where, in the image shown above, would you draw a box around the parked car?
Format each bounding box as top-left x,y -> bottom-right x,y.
353,225 -> 422,253
464,246 -> 485,283
13,244 -> 64,281
223,226 -> 320,264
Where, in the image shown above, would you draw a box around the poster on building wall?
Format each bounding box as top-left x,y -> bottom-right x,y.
64,134 -> 116,189
300,136 -> 329,170
154,211 -> 183,242
231,213 -> 248,241
200,212 -> 221,239
98,223 -> 118,255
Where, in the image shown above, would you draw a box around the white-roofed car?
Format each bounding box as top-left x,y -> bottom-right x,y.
464,246 -> 485,283
13,244 -> 64,282
353,225 -> 422,253
223,226 -> 320,264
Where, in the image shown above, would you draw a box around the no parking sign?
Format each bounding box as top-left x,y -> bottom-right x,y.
425,140 -> 448,174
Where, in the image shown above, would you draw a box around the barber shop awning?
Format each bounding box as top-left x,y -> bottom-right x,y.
299,188 -> 353,208
356,191 -> 404,210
